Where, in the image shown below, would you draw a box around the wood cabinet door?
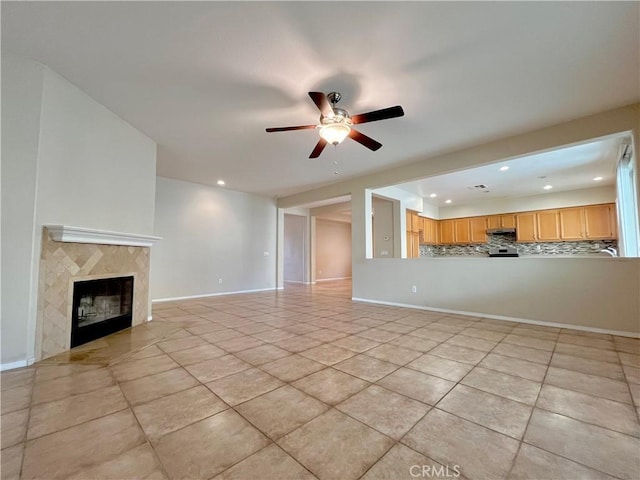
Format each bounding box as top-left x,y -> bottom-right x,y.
419,218 -> 427,244
559,208 -> 584,240
470,217 -> 488,243
422,218 -> 438,244
584,204 -> 615,239
430,220 -> 440,245
536,210 -> 561,241
516,213 -> 537,242
439,219 -> 454,244
454,218 -> 471,244
486,215 -> 500,229
500,215 -> 516,228
413,213 -> 420,233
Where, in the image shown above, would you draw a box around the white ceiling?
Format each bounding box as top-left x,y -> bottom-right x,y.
396,137 -> 623,207
2,2 -> 638,197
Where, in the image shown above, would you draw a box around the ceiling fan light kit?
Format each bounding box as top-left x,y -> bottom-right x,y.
266,91 -> 404,158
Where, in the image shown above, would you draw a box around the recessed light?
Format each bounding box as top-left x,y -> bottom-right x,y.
499,166 -> 509,171
217,180 -> 225,186
429,193 -> 437,198
445,199 -> 452,204
593,176 -> 603,181
543,185 -> 553,190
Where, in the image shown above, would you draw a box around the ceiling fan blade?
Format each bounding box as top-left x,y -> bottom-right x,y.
348,129 -> 382,151
309,138 -> 328,158
308,92 -> 334,118
265,125 -> 317,132
351,105 -> 404,125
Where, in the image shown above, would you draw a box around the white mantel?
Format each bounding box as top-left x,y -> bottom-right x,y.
46,225 -> 162,247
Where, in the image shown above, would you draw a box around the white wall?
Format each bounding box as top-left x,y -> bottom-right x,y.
284,214 -> 305,283
1,55 -> 158,367
151,177 -> 277,299
353,257 -> 640,335
316,219 -> 351,280
34,69 -> 157,234
438,185 -> 616,219
1,55 -> 45,366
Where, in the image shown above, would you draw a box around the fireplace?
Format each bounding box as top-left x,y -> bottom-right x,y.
71,276 -> 134,348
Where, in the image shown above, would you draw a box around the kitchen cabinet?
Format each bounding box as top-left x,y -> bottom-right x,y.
420,217 -> 439,245
438,217 -> 485,245
453,218 -> 471,243
517,210 -> 560,242
470,217 -> 488,243
584,204 -> 616,239
406,210 -> 420,258
439,219 -> 455,244
536,210 -> 561,241
559,208 -> 585,240
487,214 -> 516,229
516,212 -> 537,242
516,204 -> 616,242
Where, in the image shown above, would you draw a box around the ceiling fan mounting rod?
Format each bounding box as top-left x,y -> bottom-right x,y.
327,92 -> 341,105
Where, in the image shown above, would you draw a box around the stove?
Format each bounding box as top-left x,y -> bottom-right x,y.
488,247 -> 519,257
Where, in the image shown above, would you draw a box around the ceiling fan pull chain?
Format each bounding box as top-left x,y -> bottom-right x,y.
333,144 -> 340,175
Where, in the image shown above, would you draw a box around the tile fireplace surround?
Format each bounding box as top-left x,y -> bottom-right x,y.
35,226 -> 160,361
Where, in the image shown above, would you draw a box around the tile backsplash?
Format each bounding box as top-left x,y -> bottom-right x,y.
419,233 -> 617,257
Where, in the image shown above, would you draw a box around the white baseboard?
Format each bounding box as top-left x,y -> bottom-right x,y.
147,315 -> 153,322
351,297 -> 640,338
152,287 -> 277,303
1,357 -> 35,372
316,277 -> 352,282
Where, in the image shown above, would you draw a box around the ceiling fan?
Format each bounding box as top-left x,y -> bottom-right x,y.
266,92 -> 404,158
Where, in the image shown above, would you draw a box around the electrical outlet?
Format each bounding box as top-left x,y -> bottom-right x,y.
411,285 -> 417,293
264,251 -> 270,256
218,278 -> 223,284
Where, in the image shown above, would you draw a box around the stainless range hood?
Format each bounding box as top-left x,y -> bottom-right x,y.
486,227 -> 516,234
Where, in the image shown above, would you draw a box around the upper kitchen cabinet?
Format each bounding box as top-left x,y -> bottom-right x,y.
420,217 -> 439,245
487,214 -> 516,229
559,208 -> 584,240
516,212 -> 537,242
584,204 -> 617,239
517,209 -> 562,242
470,217 -> 488,243
536,210 -> 561,241
439,217 -> 486,245
439,219 -> 455,244
453,218 -> 471,243
517,204 -> 617,242
559,204 -> 617,240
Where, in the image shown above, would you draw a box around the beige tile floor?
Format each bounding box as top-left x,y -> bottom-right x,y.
1,280 -> 639,480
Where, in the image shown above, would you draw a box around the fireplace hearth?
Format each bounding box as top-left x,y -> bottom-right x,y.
71,276 -> 134,348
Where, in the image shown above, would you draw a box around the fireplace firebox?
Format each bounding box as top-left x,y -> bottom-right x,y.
71,276 -> 134,348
